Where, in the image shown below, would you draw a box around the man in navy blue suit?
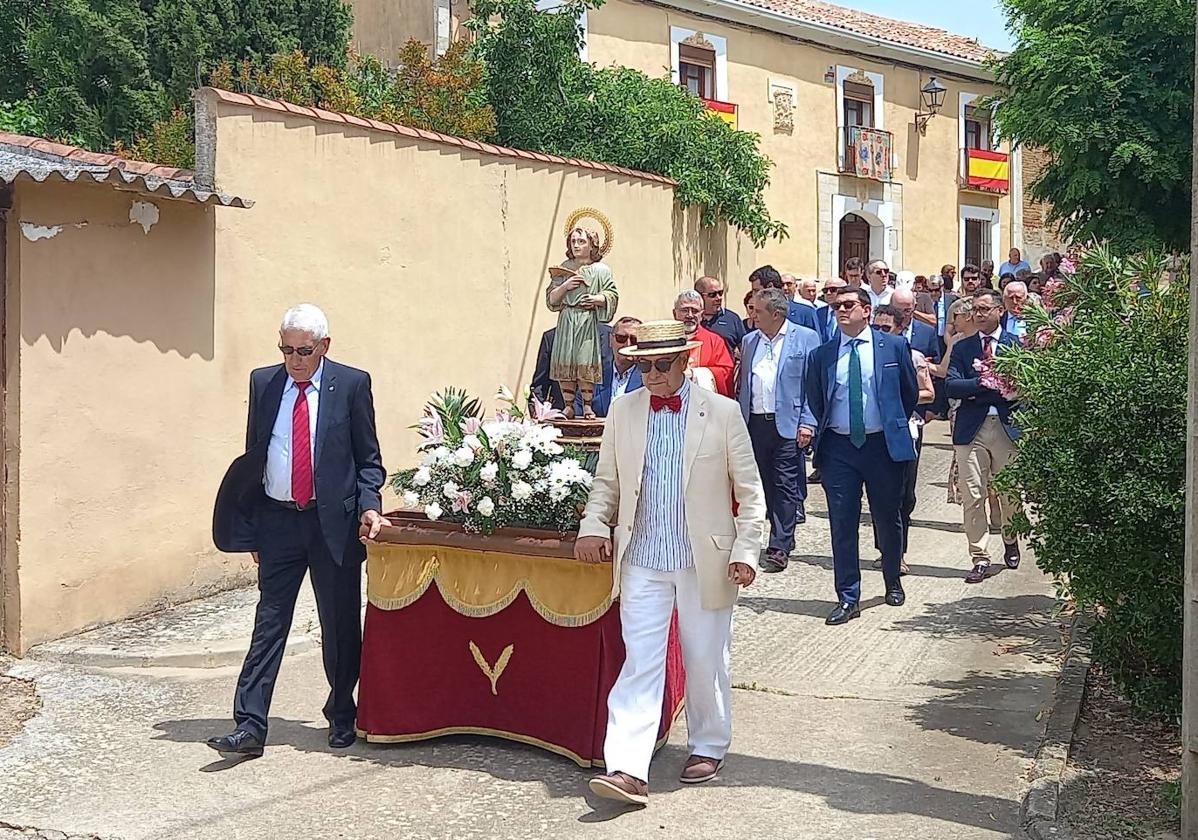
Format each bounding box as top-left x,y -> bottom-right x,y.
814,277 -> 847,343
737,289 -> 821,573
595,316 -> 644,415
892,288 -> 941,368
749,264 -> 819,334
947,288 -> 1023,584
532,323 -> 616,415
210,304 -> 387,756
807,288 -> 918,625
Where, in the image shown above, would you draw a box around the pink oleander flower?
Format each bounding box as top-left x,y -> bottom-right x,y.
451,489 -> 473,514
460,417 -> 482,435
531,394 -> 566,422
1059,257 -> 1077,275
1053,305 -> 1075,327
1041,279 -> 1066,310
973,356 -> 1019,400
1034,325 -> 1056,349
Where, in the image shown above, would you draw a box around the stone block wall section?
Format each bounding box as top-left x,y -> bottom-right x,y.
1019,145 -> 1063,261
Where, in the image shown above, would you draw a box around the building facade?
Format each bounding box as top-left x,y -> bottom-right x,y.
353,0 -> 1026,279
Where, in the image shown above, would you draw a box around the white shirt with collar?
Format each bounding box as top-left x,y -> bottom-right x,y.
611,363 -> 636,401
750,320 -> 788,414
867,285 -> 893,311
265,359 -> 322,502
979,326 -> 1003,416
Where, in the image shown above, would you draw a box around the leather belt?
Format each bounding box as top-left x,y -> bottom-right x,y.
751,412 -> 777,422
267,497 -> 317,512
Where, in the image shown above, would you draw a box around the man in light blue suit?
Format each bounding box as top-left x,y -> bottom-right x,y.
738,289 -> 821,573
807,288 -> 918,626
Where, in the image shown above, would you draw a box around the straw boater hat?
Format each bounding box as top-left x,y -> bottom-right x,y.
619,320 -> 703,358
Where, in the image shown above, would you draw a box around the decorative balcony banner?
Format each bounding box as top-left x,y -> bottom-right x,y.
966,148 -> 1010,193
703,98 -> 738,130
854,127 -> 891,181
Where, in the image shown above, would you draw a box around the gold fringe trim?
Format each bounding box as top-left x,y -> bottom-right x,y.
356,700 -> 685,769
367,543 -> 614,627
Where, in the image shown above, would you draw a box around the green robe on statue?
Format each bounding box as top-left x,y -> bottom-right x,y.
546,260 -> 619,386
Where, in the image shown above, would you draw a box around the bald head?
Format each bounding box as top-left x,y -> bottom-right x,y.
891,287 -> 916,327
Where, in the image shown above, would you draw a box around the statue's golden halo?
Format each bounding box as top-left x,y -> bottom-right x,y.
564,208 -> 614,258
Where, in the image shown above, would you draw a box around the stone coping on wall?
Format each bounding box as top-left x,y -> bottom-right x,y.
197,87 -> 678,188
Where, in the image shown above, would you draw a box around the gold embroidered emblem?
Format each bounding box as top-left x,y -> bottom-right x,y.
469,641 -> 514,696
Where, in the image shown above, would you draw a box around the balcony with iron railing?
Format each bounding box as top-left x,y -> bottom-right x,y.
839,125 -> 893,182
960,146 -> 1010,194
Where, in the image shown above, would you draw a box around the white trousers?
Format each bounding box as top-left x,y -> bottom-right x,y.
604,563 -> 734,782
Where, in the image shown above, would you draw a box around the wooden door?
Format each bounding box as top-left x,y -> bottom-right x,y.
839,213 -> 870,271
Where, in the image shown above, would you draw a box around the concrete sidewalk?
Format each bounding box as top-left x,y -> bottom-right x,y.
0,424 -> 1063,840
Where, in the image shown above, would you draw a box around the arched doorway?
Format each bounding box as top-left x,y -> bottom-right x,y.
839,213 -> 871,273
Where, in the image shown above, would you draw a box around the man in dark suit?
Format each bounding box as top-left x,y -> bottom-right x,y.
913,275 -> 957,418
531,324 -> 614,414
210,304 -> 387,757
814,278 -> 846,343
749,264 -> 819,334
947,289 -> 1023,584
892,288 -> 941,367
806,288 -> 918,626
594,316 -> 644,415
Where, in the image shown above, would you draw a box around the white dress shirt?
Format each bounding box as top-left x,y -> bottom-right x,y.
265,360 -> 322,502
829,330 -> 883,435
625,382 -> 693,571
980,327 -> 1002,417
867,285 -> 893,311
749,321 -> 788,414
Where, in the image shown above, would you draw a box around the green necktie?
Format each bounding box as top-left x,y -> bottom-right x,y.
849,338 -> 866,448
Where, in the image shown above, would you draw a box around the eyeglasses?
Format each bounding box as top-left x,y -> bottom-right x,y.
613,334 -> 637,344
830,300 -> 862,312
876,322 -> 900,334
701,290 -> 725,299
279,345 -> 319,356
963,274 -> 980,282
972,304 -> 998,315
635,356 -> 681,374
871,268 -> 889,275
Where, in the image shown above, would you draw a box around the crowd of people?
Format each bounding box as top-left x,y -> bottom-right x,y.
575,248 -> 1073,805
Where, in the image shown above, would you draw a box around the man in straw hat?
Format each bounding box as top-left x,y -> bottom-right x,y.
575,320 -> 766,806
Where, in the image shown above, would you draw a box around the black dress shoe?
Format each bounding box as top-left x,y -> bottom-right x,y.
825,602 -> 861,625
207,729 -> 264,757
758,550 -> 788,573
965,562 -> 990,584
885,583 -> 906,607
328,727 -> 357,749
1003,542 -> 1021,569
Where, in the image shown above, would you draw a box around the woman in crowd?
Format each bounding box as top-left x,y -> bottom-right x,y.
930,298 -> 977,505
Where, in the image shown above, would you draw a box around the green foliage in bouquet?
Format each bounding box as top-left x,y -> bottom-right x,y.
390,387 -> 593,535
993,247 -> 1187,718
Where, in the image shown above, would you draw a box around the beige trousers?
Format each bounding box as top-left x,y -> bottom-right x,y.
955,415 -> 1019,560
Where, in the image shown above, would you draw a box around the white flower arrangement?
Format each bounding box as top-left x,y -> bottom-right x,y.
391,386 -> 594,534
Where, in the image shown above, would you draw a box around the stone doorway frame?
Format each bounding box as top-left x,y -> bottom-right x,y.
818,171 -> 903,278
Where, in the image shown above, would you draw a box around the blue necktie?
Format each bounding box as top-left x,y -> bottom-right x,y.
849,339 -> 866,448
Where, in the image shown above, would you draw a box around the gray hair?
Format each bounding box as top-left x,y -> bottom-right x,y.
280,303 -> 329,340
1004,281 -> 1028,296
756,288 -> 790,317
798,277 -> 817,291
674,289 -> 703,307
948,298 -> 973,319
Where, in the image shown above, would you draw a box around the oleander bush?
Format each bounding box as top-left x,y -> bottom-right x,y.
994,247 -> 1187,718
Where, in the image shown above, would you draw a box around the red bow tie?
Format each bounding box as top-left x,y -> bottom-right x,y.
650,394 -> 683,413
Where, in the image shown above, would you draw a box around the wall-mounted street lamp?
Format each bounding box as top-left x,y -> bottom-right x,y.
915,77 -> 947,135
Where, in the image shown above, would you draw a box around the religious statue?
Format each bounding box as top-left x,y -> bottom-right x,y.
545,212 -> 619,419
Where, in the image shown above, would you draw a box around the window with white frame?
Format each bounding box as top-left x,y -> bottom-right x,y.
670,27 -> 728,102
835,66 -> 885,169
434,0 -> 452,57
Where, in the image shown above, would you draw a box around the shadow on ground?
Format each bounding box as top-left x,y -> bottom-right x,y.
152,718 -> 1022,833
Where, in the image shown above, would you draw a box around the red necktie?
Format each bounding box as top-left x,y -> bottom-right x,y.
291,382 -> 314,507
983,336 -> 994,360
650,394 -> 682,413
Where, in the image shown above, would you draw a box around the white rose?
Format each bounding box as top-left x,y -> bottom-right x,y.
511,480 -> 533,501
402,490 -> 420,508
412,467 -> 431,487
480,462 -> 499,485
477,496 -> 495,517
453,446 -> 475,467
442,481 -> 459,500
511,448 -> 533,470
424,502 -> 443,521
420,449 -> 438,467
434,446 -> 452,464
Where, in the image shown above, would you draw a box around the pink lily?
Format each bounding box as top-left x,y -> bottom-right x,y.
418,411 -> 445,446
451,489 -> 473,514
531,394 -> 566,422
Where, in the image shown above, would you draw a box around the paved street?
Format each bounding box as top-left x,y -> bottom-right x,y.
0,423 -> 1062,840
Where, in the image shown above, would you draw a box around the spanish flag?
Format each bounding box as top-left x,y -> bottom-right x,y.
703,99 -> 738,131
966,149 -> 1010,193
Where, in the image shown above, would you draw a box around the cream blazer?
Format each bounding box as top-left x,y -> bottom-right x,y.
578,385 -> 766,610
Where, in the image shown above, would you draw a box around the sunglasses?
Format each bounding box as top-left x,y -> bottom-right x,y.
613,334 -> 637,344
871,268 -> 889,275
876,322 -> 900,334
702,290 -> 725,298
279,345 -> 319,356
635,356 -> 682,374
830,300 -> 863,312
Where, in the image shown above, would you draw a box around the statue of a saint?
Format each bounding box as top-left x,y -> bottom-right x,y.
545,226 -> 619,419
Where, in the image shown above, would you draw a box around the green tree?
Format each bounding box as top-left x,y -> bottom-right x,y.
995,249 -> 1187,717
991,0 -> 1195,253
467,0 -> 786,245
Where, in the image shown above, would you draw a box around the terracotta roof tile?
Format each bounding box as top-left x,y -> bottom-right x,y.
736,0 -> 998,63
202,87 -> 676,186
